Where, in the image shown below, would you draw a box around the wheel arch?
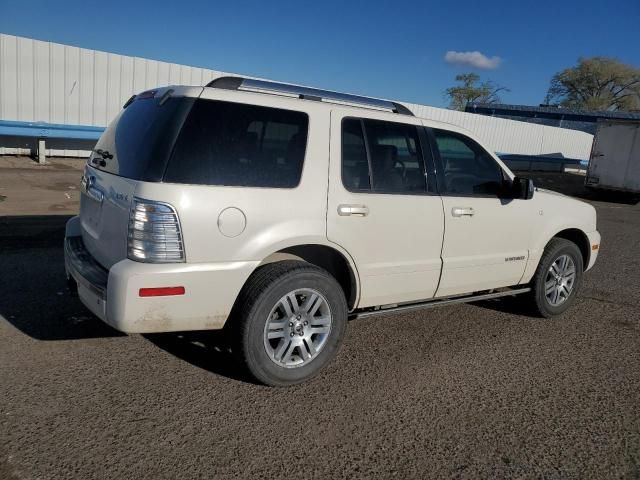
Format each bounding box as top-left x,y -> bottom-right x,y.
550,228 -> 591,268
521,226 -> 592,284
255,243 -> 360,311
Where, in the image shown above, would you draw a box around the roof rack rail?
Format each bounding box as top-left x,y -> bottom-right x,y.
205,77 -> 414,116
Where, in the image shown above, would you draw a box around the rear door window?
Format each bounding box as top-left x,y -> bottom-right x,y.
341,119 -> 371,191
341,118 -> 427,194
164,100 -> 309,188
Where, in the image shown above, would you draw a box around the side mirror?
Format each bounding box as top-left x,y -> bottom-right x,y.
511,176 -> 535,200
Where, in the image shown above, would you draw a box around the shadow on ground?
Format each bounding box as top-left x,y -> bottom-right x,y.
1,214 -> 72,249
471,294 -> 539,317
0,215 -> 124,341
144,330 -> 258,384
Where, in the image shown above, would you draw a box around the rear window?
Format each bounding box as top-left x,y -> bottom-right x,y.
164,100 -> 309,188
90,94 -> 194,181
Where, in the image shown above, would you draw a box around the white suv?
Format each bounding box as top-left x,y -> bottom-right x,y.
65,77 -> 600,386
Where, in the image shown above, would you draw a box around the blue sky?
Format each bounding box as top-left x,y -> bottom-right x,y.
1,0 -> 639,108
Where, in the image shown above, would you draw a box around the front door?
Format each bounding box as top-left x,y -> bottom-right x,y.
428,127 -> 532,297
327,111 -> 444,308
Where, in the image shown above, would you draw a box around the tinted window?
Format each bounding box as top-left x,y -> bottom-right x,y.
433,129 -> 504,195
164,100 -> 308,188
366,120 -> 426,193
341,118 -> 426,194
342,119 -> 370,191
90,95 -> 194,181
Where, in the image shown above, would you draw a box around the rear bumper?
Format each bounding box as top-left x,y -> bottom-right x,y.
65,235 -> 109,321
64,216 -> 259,333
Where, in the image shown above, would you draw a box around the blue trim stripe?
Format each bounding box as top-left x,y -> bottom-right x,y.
0,119 -> 104,140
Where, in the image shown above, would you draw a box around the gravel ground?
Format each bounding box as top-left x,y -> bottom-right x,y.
0,156 -> 82,216
0,166 -> 639,479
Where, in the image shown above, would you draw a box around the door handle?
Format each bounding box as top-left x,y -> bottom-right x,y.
452,207 -> 474,217
338,204 -> 369,217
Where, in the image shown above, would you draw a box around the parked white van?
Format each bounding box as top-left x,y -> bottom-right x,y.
65,77 -> 600,385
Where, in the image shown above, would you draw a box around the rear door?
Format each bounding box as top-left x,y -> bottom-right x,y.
587,121 -> 640,192
80,88 -> 196,268
79,166 -> 138,269
327,111 -> 444,308
428,127 -> 532,297
626,125 -> 640,191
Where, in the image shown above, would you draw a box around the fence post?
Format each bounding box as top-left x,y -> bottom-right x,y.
37,138 -> 46,164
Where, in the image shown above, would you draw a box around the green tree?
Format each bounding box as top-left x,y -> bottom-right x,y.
545,57 -> 640,111
444,73 -> 508,111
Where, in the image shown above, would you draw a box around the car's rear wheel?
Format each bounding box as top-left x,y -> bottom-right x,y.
233,261 -> 347,386
528,238 -> 584,317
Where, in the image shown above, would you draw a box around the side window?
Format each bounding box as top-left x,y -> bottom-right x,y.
165,100 -> 308,188
433,129 -> 504,196
341,119 -> 370,191
365,120 -> 426,193
341,118 -> 426,194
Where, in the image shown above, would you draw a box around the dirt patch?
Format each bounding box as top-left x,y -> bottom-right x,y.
0,456 -> 21,480
50,162 -> 76,170
48,204 -> 72,212
0,156 -> 83,215
41,181 -> 81,192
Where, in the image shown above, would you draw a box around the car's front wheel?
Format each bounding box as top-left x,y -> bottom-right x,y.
528,238 -> 584,317
233,261 -> 348,386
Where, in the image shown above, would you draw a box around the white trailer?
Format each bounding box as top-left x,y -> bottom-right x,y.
586,120 -> 640,194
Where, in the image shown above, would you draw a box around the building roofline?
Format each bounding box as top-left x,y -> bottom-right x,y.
466,103 -> 640,121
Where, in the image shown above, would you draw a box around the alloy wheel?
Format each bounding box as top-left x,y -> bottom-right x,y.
263,288 -> 332,368
544,254 -> 576,306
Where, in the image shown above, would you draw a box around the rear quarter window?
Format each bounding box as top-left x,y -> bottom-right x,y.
164,100 -> 309,188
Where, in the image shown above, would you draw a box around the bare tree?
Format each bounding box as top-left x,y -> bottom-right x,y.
444,73 -> 509,111
545,57 -> 640,111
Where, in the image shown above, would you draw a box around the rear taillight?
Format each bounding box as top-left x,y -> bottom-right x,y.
127,198 -> 185,263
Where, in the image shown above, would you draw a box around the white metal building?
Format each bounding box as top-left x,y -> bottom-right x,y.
0,33 -> 594,158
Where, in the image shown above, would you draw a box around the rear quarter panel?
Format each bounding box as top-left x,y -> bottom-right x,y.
134,90 -> 333,265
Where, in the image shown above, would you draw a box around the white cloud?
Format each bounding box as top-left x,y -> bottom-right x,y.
444,51 -> 502,70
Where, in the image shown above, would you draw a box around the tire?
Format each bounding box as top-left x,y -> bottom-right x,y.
527,238 -> 584,318
232,260 -> 348,386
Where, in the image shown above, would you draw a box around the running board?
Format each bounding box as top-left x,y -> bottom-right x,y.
352,287 -> 531,320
